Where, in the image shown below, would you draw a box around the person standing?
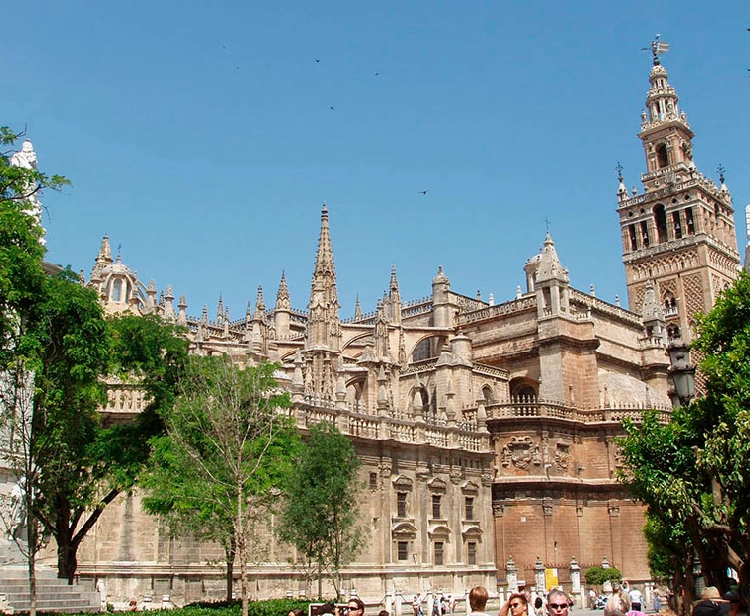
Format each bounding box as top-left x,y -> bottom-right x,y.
468,586 -> 491,616
413,594 -> 423,616
629,587 -> 644,612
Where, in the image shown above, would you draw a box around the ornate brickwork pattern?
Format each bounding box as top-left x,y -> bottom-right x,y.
708,249 -> 741,277
683,273 -> 704,320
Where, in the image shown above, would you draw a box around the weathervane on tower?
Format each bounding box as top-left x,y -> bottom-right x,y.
643,34 -> 670,65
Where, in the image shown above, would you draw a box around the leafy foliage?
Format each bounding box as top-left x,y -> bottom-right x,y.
277,421 -> 364,600
142,357 -> 298,615
0,127 -> 68,360
618,271 -> 750,602
584,565 -> 622,587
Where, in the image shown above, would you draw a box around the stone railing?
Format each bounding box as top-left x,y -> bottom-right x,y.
294,402 -> 491,452
458,296 -> 536,326
485,398 -> 672,424
472,363 -> 509,380
569,289 -> 643,327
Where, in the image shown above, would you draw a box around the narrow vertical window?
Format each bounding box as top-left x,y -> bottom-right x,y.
672,211 -> 682,239
434,541 -> 444,566
397,492 -> 407,518
467,541 -> 477,565
654,205 -> 667,243
686,208 -> 695,234
369,472 -> 378,491
641,221 -> 650,247
629,224 -> 638,251
397,541 -> 409,561
431,494 -> 441,519
465,497 -> 474,520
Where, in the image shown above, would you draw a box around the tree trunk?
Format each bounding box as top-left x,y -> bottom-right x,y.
238,486 -> 248,616
56,531 -> 79,584
317,562 -> 322,600
225,536 -> 237,603
27,507 -> 38,616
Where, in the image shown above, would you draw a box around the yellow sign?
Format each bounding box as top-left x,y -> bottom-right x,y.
545,568 -> 559,589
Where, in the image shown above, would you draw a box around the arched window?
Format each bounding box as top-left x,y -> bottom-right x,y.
666,323 -> 681,340
481,386 -> 493,404
509,378 -> 537,401
111,279 -> 122,302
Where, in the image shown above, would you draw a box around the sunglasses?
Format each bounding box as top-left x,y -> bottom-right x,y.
548,604 -> 569,611
510,604 -> 523,609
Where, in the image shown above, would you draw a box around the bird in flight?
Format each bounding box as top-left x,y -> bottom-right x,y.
375,72 -> 381,76
314,58 -> 321,63
329,105 -> 335,110
418,190 -> 428,195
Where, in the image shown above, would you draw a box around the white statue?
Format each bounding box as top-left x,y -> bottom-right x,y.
9,139 -> 45,244
7,478 -> 26,538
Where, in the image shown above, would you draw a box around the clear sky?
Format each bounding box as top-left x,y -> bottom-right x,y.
5,1 -> 749,321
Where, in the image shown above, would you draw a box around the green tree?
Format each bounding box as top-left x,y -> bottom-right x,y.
277,421 -> 364,600
619,271 -> 750,605
1,127 -> 70,615
22,297 -> 187,582
0,127 -> 68,359
1,127 -> 188,599
142,357 -> 297,616
584,565 -> 622,588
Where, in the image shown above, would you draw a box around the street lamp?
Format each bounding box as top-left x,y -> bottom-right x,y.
666,336 -> 696,407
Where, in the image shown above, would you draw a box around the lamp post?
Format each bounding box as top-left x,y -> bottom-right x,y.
666,336 -> 696,407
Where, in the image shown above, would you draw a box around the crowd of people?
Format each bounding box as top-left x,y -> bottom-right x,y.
302,581 -> 746,616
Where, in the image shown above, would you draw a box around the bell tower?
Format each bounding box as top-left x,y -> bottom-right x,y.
618,39 -> 740,341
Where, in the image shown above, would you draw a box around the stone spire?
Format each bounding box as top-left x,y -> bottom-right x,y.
534,232 -> 570,317
274,272 -> 291,338
306,203 -> 341,351
536,232 -> 568,284
311,203 -> 338,309
254,285 -> 266,320
388,265 -> 402,325
90,235 -> 113,282
275,271 -> 291,311
216,295 -> 224,326
304,203 -> 341,398
354,295 -> 363,320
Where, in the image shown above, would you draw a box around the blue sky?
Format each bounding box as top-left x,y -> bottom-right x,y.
5,1 -> 749,320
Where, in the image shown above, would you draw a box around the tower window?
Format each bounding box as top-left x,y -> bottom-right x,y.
397,492 -> 407,518
369,472 -> 378,491
641,221 -> 650,248
686,208 -> 695,234
654,205 -> 667,243
672,212 -> 683,239
656,143 -> 669,168
628,224 -> 638,251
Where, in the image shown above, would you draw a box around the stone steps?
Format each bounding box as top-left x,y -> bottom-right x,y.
0,567 -> 101,613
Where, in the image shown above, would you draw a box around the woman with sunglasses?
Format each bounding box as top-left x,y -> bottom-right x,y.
347,598 -> 366,616
499,593 -> 530,616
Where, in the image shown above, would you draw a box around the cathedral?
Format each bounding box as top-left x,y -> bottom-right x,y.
2,49 -> 742,609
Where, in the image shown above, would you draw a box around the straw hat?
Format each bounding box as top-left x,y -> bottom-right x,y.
701,587 -> 721,600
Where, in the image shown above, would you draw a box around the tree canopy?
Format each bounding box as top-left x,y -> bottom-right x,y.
619,271 -> 750,605
1,127 -> 189,583
276,421 -> 364,600
142,357 -> 298,616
